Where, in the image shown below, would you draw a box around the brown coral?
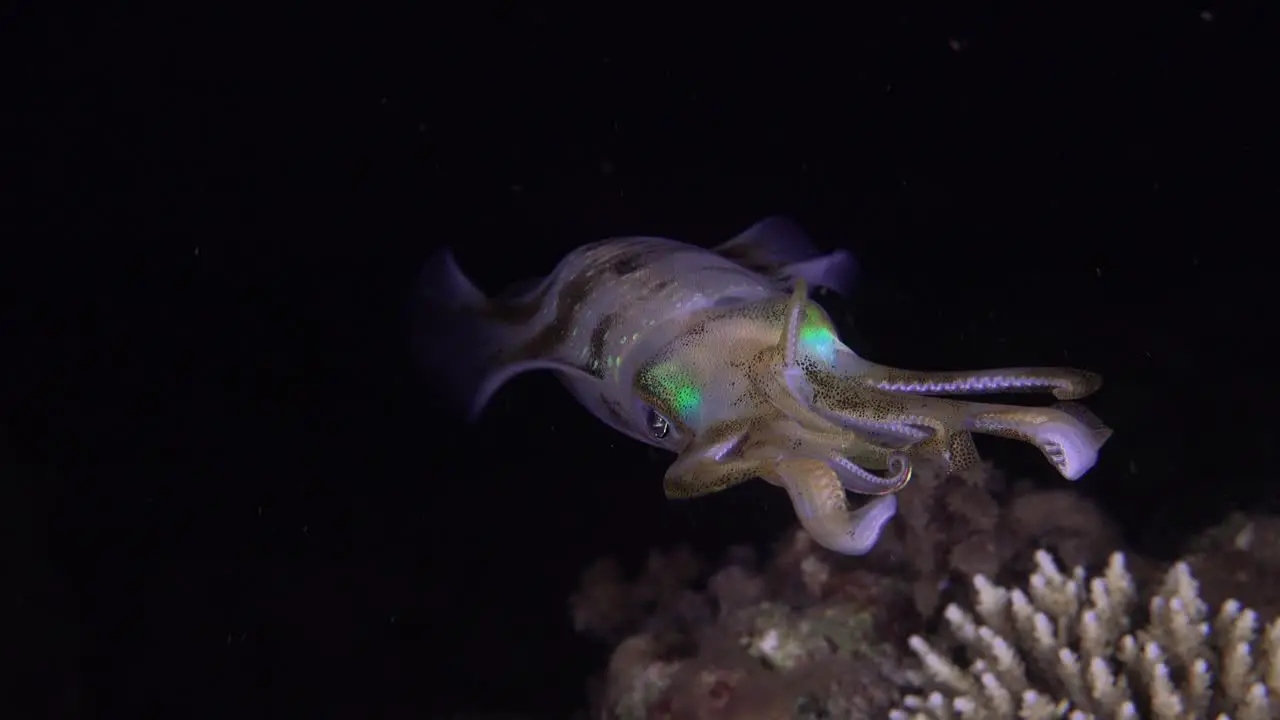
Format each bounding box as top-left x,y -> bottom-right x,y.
1181,512 -> 1280,623
878,458 -> 1123,619
578,534 -> 916,719
571,546 -> 706,642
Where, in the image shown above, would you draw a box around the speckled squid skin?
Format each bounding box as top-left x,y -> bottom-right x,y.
470,235 -> 783,448
641,289 -> 914,555
423,217 -> 1111,555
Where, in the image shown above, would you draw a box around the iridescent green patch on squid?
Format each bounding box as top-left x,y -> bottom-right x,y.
638,360 -> 703,421
798,304 -> 838,365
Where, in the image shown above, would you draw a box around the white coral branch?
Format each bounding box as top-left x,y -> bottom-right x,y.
894,550 -> 1280,720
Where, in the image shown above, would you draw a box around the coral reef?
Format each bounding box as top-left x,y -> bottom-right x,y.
571,461 -> 1280,719
883,460 -> 1125,619
573,535 -> 917,719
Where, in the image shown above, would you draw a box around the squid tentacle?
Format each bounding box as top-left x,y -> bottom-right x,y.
825,450 -> 913,495
845,364 -> 1103,400
746,417 -> 917,494
770,457 -> 898,556
663,447 -> 906,555
661,427 -> 760,499
796,368 -> 1110,478
785,369 -> 936,444
665,456 -> 762,497
965,401 -> 1113,480
662,457 -> 764,499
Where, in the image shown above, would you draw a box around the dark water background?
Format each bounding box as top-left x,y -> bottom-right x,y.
6,5 -> 1276,717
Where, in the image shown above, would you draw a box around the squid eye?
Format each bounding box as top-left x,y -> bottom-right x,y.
645,407 -> 671,439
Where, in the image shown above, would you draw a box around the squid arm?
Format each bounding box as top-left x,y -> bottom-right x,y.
771,457 -> 899,555
844,362 -> 1103,400
801,368 -> 1111,481
781,281 -> 1111,480
662,441 -> 902,556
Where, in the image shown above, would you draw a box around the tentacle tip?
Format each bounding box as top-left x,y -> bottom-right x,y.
1042,401 -> 1112,480
888,453 -> 914,492
810,495 -> 898,556
1052,371 -> 1104,400
829,452 -> 913,496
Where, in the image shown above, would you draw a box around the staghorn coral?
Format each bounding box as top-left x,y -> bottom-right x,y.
894,549 -> 1280,719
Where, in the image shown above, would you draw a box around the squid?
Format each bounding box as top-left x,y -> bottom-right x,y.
413,217 -> 1111,555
